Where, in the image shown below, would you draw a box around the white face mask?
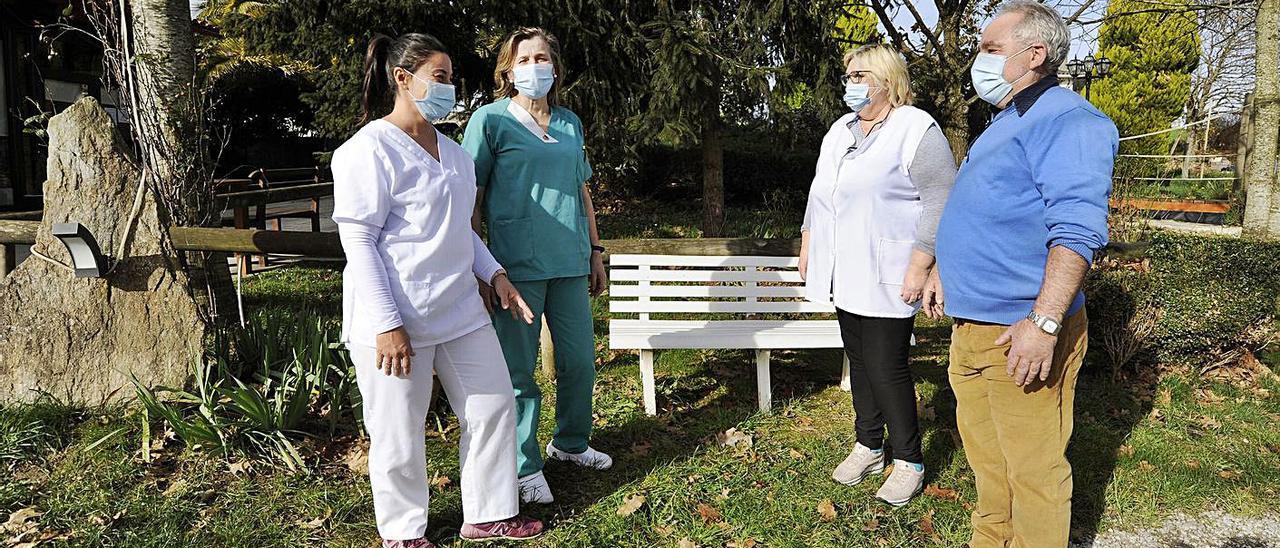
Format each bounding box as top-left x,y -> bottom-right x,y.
843,83 -> 882,113
513,63 -> 555,99
408,72 -> 456,122
970,45 -> 1034,106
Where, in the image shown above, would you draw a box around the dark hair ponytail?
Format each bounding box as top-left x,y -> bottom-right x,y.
359,32 -> 450,124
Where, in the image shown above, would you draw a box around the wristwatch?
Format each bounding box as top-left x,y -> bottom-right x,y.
1027,310 -> 1062,336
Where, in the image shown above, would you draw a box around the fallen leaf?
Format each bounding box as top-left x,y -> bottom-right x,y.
788,448 -> 806,460
1117,445 -> 1135,458
1196,388 -> 1225,404
923,484 -> 960,501
344,440 -> 370,476
918,510 -> 936,535
2,508 -> 41,533
430,475 -> 452,490
862,518 -> 880,531
1186,459 -> 1202,469
1138,460 -> 1156,472
1219,469 -> 1241,480
817,499 -> 837,522
162,479 -> 188,497
630,440 -> 653,457
298,516 -> 326,530
1197,415 -> 1222,430
617,494 -> 646,517
716,428 -> 753,449
678,539 -> 697,548
1148,408 -> 1165,422
696,503 -> 722,524
655,524 -> 676,537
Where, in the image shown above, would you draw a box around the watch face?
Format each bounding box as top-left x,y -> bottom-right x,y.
1045,319 -> 1060,333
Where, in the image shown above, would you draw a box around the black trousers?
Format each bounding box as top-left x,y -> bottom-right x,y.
836,308 -> 923,463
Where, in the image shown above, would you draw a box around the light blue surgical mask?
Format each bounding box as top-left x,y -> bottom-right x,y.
970,45 -> 1034,106
408,73 -> 456,122
512,63 -> 555,99
843,82 -> 879,113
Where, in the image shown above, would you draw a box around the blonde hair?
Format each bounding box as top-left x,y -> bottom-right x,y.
493,27 -> 563,106
842,44 -> 914,107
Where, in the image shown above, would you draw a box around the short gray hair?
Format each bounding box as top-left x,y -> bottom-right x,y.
998,0 -> 1070,73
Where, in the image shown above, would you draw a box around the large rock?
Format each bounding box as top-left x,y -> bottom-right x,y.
0,97 -> 206,404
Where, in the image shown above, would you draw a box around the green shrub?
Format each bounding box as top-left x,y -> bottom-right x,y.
133,310 -> 359,471
1084,267 -> 1160,379
1144,233 -> 1280,363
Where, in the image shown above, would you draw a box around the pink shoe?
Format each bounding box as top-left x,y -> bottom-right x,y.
459,514 -> 545,541
382,539 -> 437,548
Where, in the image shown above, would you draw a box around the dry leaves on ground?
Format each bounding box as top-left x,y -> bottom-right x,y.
695,503 -> 722,524
923,484 -> 960,502
617,494 -> 646,517
817,499 -> 837,522
716,428 -> 753,449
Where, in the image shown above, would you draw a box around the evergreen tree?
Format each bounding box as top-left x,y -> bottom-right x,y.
1091,0 -> 1200,161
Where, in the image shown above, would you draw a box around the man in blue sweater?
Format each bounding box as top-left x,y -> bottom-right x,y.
928,2 -> 1118,547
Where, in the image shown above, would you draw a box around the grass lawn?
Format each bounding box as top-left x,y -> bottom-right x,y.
1,204 -> 1277,546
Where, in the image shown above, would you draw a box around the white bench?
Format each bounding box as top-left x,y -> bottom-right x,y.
607,254 -> 852,415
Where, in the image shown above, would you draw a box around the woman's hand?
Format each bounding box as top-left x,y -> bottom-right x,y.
589,251 -> 608,297
901,264 -> 929,304
477,280 -> 497,314
375,327 -> 415,377
922,266 -> 946,320
492,273 -> 536,324
799,232 -> 810,281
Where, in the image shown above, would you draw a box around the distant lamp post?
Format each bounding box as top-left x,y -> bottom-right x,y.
1067,53 -> 1112,101
51,223 -> 106,278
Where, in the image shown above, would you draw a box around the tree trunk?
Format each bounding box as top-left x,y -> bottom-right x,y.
1244,0 -> 1280,239
701,116 -> 725,237
1237,93 -> 1254,202
130,0 -> 236,324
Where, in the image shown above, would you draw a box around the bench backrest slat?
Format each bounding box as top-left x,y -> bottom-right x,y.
609,253 -> 832,317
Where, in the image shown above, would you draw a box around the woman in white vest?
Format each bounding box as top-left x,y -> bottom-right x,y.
799,44 -> 957,507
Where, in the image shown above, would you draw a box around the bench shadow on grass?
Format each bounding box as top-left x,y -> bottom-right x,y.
501,346 -> 837,534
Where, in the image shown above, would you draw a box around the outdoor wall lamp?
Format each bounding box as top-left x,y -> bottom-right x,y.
51,222 -> 107,278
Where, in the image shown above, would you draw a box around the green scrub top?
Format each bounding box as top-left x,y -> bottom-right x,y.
462,98 -> 594,282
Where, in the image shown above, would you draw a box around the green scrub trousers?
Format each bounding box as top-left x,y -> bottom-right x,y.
492,276 -> 596,477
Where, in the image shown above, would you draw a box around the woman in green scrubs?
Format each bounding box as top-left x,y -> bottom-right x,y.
462,27 -> 611,505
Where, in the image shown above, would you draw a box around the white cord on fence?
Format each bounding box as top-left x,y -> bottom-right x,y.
1119,153 -> 1238,158
1119,112 -> 1227,142
236,256 -> 246,327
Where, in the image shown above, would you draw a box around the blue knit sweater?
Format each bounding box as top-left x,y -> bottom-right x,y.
936,83 -> 1118,325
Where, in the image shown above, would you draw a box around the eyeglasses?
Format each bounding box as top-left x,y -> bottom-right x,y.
840,71 -> 874,85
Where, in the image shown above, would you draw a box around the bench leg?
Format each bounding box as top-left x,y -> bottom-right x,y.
756,349 -> 772,414
640,350 -> 657,416
840,354 -> 851,392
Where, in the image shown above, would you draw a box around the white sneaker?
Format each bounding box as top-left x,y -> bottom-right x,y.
546,442 -> 613,470
832,443 -> 886,486
518,471 -> 554,504
876,460 -> 925,507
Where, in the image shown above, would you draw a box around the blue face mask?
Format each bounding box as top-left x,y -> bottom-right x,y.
970,45 -> 1033,106
408,73 -> 456,122
513,63 -> 555,99
843,83 -> 874,113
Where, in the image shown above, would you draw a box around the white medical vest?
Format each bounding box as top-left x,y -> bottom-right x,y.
803,106 -> 938,318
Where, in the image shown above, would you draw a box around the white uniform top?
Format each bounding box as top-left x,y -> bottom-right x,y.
803,106 -> 938,318
332,120 -> 503,348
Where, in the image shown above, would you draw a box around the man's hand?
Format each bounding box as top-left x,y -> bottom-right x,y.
921,267 -> 945,320
493,273 -> 536,324
995,319 -> 1057,387
589,252 -> 608,297
375,327 -> 415,377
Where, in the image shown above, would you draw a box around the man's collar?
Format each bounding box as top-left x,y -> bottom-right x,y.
1010,75 -> 1060,116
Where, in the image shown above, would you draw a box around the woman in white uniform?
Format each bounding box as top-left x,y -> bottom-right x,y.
799,44 -> 957,507
332,33 -> 544,547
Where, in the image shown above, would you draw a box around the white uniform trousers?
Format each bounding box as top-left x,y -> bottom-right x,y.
350,324 -> 519,540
